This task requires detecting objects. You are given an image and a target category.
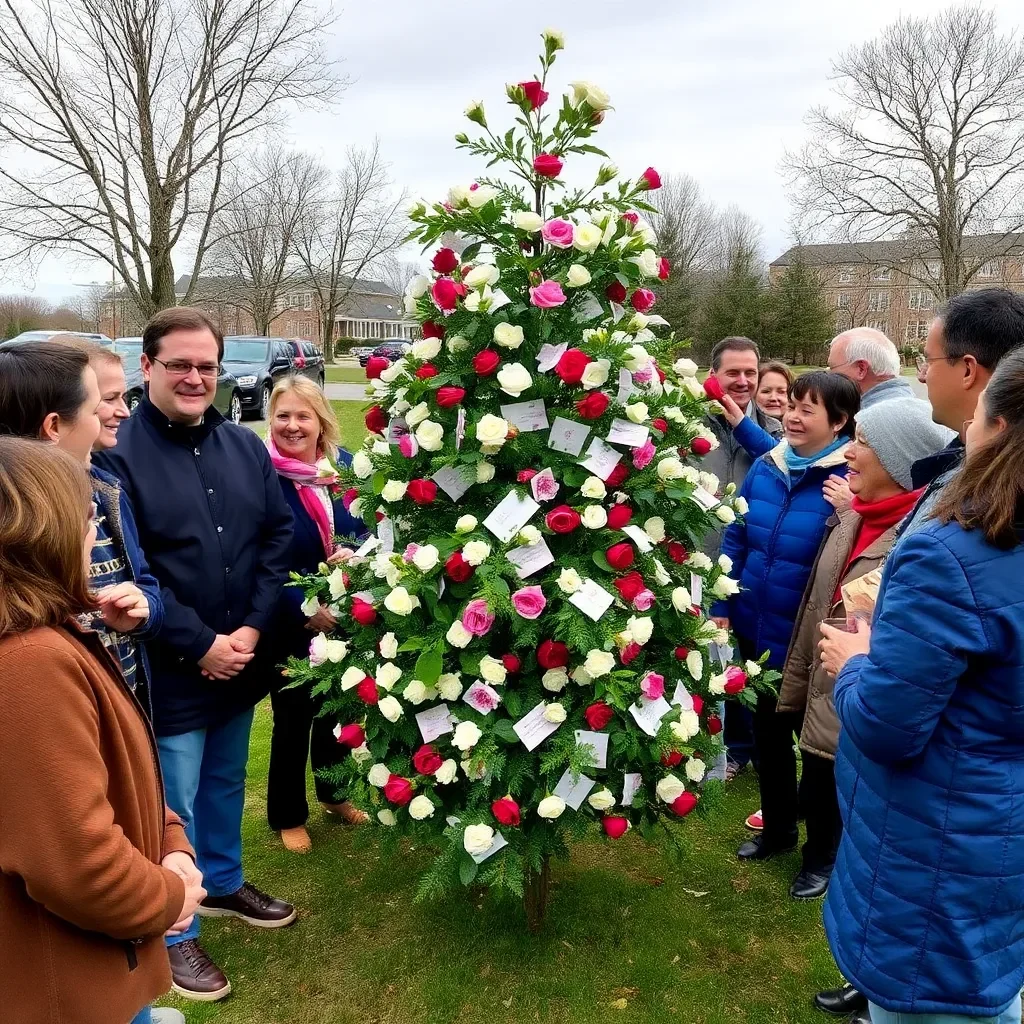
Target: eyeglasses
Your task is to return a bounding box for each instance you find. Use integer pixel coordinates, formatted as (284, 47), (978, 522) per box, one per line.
(916, 353), (953, 371)
(151, 357), (221, 378)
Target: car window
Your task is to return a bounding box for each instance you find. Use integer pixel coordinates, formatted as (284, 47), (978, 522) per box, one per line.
(273, 342), (293, 362)
(301, 342), (317, 358)
(224, 339), (271, 362)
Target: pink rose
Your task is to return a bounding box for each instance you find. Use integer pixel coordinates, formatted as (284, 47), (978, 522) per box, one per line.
(402, 543), (419, 563)
(640, 672), (665, 700)
(399, 433), (419, 458)
(530, 279), (567, 308)
(541, 218), (574, 248)
(632, 437), (656, 470)
(511, 585), (547, 620)
(462, 599), (495, 636)
(530, 468), (559, 502)
(633, 589), (656, 611)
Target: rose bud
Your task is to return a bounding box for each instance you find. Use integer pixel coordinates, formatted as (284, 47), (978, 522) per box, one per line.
(652, 418), (668, 434)
(613, 571), (646, 603)
(605, 280), (627, 304)
(670, 791), (698, 817)
(630, 288), (657, 313)
(533, 152), (563, 178)
(576, 391), (610, 419)
(674, 646), (690, 660)
(445, 551), (475, 583)
(546, 504), (581, 534)
(472, 349), (500, 376)
(537, 639), (569, 669)
(691, 694), (704, 715)
(436, 385), (466, 408)
(702, 376), (725, 401)
(690, 436), (712, 457)
(707, 713), (723, 735)
(351, 598), (377, 625)
(364, 405), (388, 434)
(384, 775), (414, 806)
(605, 463), (629, 487)
(517, 468), (538, 483)
(724, 666), (748, 695)
(491, 796), (521, 827)
(342, 487), (359, 511)
(603, 815), (630, 839)
(421, 320), (445, 340)
(501, 653), (521, 674)
(584, 701), (614, 730)
(356, 676), (379, 705)
(336, 723), (365, 748)
(607, 504), (633, 530)
(406, 478), (437, 505)
(431, 247), (459, 274)
(620, 642), (642, 665)
(667, 542), (688, 564)
(661, 750), (683, 767)
(606, 542), (635, 571)
(554, 348), (592, 385)
(415, 364), (438, 379)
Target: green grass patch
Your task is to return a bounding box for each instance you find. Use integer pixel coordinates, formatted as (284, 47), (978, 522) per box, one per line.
(331, 400), (370, 453)
(326, 366), (368, 384)
(166, 704), (839, 1023)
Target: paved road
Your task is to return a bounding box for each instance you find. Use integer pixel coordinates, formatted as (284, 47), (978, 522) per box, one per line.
(908, 375), (927, 399)
(326, 382), (369, 401)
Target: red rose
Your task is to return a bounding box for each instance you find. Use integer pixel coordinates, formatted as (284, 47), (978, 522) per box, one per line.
(421, 320), (445, 340)
(606, 542), (635, 571)
(605, 280), (627, 304)
(546, 504), (581, 534)
(576, 391), (610, 420)
(621, 212), (639, 226)
(519, 79), (548, 109)
(613, 571), (646, 603)
(491, 796), (521, 827)
(342, 487), (359, 511)
(356, 676), (379, 705)
(707, 713), (722, 736)
(407, 478), (437, 505)
(365, 405), (388, 434)
(724, 666), (748, 695)
(702, 375), (725, 401)
(351, 598), (377, 625)
(416, 364), (438, 379)
(384, 774), (413, 806)
(412, 744), (443, 776)
(690, 437), (712, 457)
(336, 723), (365, 748)
(691, 694), (704, 715)
(436, 385), (466, 408)
(620, 641), (642, 665)
(472, 349), (500, 376)
(603, 815), (630, 839)
(674, 646), (689, 660)
(432, 277), (459, 312)
(661, 750), (683, 767)
(670, 791), (698, 817)
(585, 701), (614, 730)
(517, 469), (538, 483)
(537, 639), (568, 669)
(445, 551), (475, 583)
(667, 542), (688, 564)
(641, 167), (662, 190)
(554, 348), (592, 385)
(501, 653), (521, 674)
(533, 152), (563, 178)
(652, 418), (668, 435)
(365, 355), (389, 380)
(431, 247), (459, 274)
(630, 288), (657, 313)
(607, 504), (633, 530)
(605, 463), (629, 487)
(658, 257), (671, 280)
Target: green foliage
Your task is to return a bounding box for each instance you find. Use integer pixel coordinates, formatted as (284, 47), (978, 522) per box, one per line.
(764, 252), (835, 363)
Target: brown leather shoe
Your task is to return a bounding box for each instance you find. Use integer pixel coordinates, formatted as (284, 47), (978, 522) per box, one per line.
(197, 881), (297, 928)
(168, 939), (231, 1002)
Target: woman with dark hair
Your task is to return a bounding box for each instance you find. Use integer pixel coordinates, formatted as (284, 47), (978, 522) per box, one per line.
(0, 437), (204, 1024)
(711, 370), (861, 870)
(819, 349), (1024, 1024)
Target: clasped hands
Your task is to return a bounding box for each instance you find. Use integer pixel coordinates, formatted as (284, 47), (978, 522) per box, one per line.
(199, 626), (260, 680)
(162, 851), (206, 936)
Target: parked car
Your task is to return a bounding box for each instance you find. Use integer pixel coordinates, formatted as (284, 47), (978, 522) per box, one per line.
(4, 329), (114, 347)
(351, 345), (375, 365)
(360, 340), (410, 367)
(222, 336), (324, 420)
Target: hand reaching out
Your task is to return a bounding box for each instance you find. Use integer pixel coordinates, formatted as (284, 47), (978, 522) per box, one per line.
(94, 582), (150, 633)
(305, 606), (338, 632)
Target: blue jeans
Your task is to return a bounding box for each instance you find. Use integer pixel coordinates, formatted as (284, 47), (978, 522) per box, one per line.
(158, 706), (255, 946)
(869, 995), (1022, 1024)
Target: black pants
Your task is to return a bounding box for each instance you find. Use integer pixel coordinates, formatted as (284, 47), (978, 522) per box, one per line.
(266, 679), (344, 831)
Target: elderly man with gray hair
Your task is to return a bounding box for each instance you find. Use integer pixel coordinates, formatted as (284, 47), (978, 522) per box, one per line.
(827, 328), (914, 408)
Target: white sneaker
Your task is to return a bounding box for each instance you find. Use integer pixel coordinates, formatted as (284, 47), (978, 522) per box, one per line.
(151, 1010), (186, 1024)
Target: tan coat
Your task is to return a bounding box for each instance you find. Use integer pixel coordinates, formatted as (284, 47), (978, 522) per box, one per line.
(778, 508), (898, 760)
(0, 622), (192, 1024)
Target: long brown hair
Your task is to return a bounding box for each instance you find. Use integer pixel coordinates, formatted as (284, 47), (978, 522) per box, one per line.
(0, 436), (96, 637)
(934, 347), (1024, 548)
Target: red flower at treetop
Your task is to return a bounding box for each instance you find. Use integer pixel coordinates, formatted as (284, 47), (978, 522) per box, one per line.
(336, 723), (365, 748)
(641, 166), (662, 190)
(436, 385), (466, 408)
(421, 320), (445, 339)
(533, 152), (563, 178)
(658, 256), (671, 280)
(431, 247), (459, 274)
(406, 478), (437, 505)
(491, 796), (521, 827)
(364, 405), (388, 434)
(519, 80), (549, 109)
(630, 288), (657, 313)
(365, 355), (389, 380)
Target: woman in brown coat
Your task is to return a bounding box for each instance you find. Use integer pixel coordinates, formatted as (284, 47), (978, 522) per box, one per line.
(0, 437), (206, 1024)
(779, 399), (952, 902)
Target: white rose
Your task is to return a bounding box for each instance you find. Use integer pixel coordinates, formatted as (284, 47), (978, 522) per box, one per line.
(715, 505), (736, 525)
(463, 540), (491, 566)
(735, 497), (749, 515)
(479, 654), (507, 685)
(435, 759), (458, 784)
(476, 414), (510, 447)
(581, 476), (607, 500)
(581, 505), (608, 529)
(463, 823), (495, 855)
(461, 756), (487, 780)
(368, 763), (391, 787)
(671, 586), (692, 612)
(464, 264), (500, 288)
(448, 184), (471, 207)
(573, 223), (604, 253)
(708, 672), (727, 696)
(377, 808), (397, 826)
(653, 558), (671, 586)
(512, 210), (544, 232)
(557, 567), (583, 594)
(371, 439), (391, 456)
(712, 576), (739, 598)
(682, 377), (705, 401)
(630, 248), (661, 278)
(584, 649), (616, 678)
(542, 26), (565, 48)
(437, 673), (463, 701)
(623, 345), (652, 372)
(378, 695), (403, 722)
(327, 567), (347, 602)
(352, 451), (373, 479)
(718, 554), (734, 573)
(349, 499), (364, 519)
(625, 402), (649, 424)
(672, 709), (701, 742)
(381, 479), (408, 503)
(411, 336), (442, 361)
(493, 323), (524, 349)
(687, 552), (713, 571)
(686, 650), (704, 681)
(644, 517), (666, 543)
(699, 472), (720, 495)
(384, 586), (414, 616)
(446, 620), (473, 648)
(579, 358), (611, 390)
(376, 661), (402, 690)
(476, 461), (495, 483)
(351, 743), (372, 764)
(566, 263), (592, 287)
(519, 525), (542, 546)
(657, 458), (685, 482)
(542, 668), (569, 692)
(407, 794), (435, 820)
(301, 594), (323, 620)
(745, 660), (762, 678)
(455, 514), (478, 533)
(636, 220), (657, 245)
(685, 758), (707, 784)
(406, 275), (430, 299)
(497, 362), (533, 398)
(656, 774), (686, 804)
(569, 79), (612, 110)
(379, 360), (407, 384)
(571, 665), (593, 686)
(628, 615), (654, 646)
(588, 788), (615, 811)
(403, 679), (429, 705)
(447, 334), (470, 354)
(537, 795), (566, 819)
(628, 312), (650, 333)
(663, 405), (684, 424)
(416, 420), (444, 452)
(453, 721), (482, 751)
(341, 665), (366, 691)
(404, 402), (428, 427)
(404, 294), (418, 315)
(467, 184), (498, 208)
(412, 544), (440, 573)
(543, 702), (566, 724)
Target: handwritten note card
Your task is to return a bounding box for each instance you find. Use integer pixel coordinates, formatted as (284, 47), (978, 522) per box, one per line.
(569, 578), (616, 622)
(512, 702), (564, 751)
(536, 341), (568, 373)
(431, 465), (474, 502)
(691, 485), (719, 511)
(482, 490), (540, 543)
(690, 572), (703, 606)
(616, 367), (635, 405)
(606, 418), (650, 448)
(622, 524), (654, 553)
(574, 729), (609, 770)
(377, 518), (395, 553)
(500, 399), (549, 433)
(671, 681), (694, 710)
(505, 537), (555, 579)
(352, 535), (380, 558)
(578, 437), (623, 480)
(708, 642), (734, 668)
(548, 416), (591, 457)
(470, 831), (509, 864)
(622, 772), (643, 807)
(456, 407), (466, 450)
(629, 695), (673, 737)
(553, 768), (596, 810)
(415, 704), (454, 743)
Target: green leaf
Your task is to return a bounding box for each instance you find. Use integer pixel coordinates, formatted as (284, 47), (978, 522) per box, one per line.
(461, 241), (482, 263)
(371, 472), (386, 496)
(592, 550), (613, 573)
(493, 718), (518, 743)
(459, 856), (479, 886)
(398, 638), (425, 652)
(414, 644), (444, 685)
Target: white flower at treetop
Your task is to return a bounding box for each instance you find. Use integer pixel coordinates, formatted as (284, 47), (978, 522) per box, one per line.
(448, 184), (471, 207)
(341, 665), (365, 691)
(371, 440), (390, 456)
(455, 514), (478, 533)
(715, 505), (736, 525)
(476, 461), (495, 483)
(408, 795), (436, 820)
(708, 672), (727, 696)
(657, 457), (685, 482)
(435, 759), (458, 784)
(412, 544), (440, 573)
(644, 517), (666, 543)
(581, 505), (608, 530)
(656, 774), (686, 804)
(384, 586), (416, 616)
(467, 185), (499, 209)
(625, 402), (649, 424)
(682, 376), (705, 401)
(351, 743), (372, 764)
(379, 360), (407, 384)
(573, 223), (603, 253)
(663, 405), (685, 424)
(566, 263), (592, 287)
(404, 402), (429, 427)
(635, 220), (657, 246)
(493, 322), (524, 349)
(453, 721), (482, 751)
(406, 275), (430, 299)
(375, 661), (402, 690)
(464, 264), (500, 288)
(557, 567), (583, 594)
(417, 420), (445, 452)
(543, 702), (567, 724)
(403, 679), (429, 705)
(571, 665), (593, 686)
(446, 620), (473, 649)
(685, 758), (707, 784)
(497, 362), (533, 397)
(580, 358), (611, 389)
(537, 795), (566, 819)
(542, 26), (565, 49)
(437, 673), (464, 701)
(584, 649), (616, 678)
(712, 575), (739, 598)
(404, 294), (418, 315)
(718, 554), (733, 573)
(463, 823), (495, 855)
(381, 479), (407, 503)
(308, 631), (329, 664)
(652, 559), (672, 587)
(448, 334), (470, 354)
(479, 655), (507, 684)
(300, 593), (322, 619)
(368, 763), (391, 787)
(581, 476), (606, 500)
(476, 414), (509, 447)
(628, 615), (654, 646)
(745, 660), (762, 678)
(378, 695), (403, 722)
(462, 540), (491, 566)
(542, 668), (568, 692)
(352, 451), (373, 479)
(686, 551), (713, 571)
(568, 80), (611, 110)
(671, 586), (692, 612)
(519, 524), (542, 546)
(686, 649), (704, 681)
(377, 808), (397, 826)
(411, 336), (441, 360)
(735, 496), (749, 515)
(588, 788), (615, 811)
(512, 210), (544, 232)
(630, 248), (661, 278)
(673, 709), (700, 742)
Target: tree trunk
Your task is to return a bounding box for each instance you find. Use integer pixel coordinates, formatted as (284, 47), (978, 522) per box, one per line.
(523, 856), (551, 933)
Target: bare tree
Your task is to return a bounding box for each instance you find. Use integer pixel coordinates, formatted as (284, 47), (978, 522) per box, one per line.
(786, 5), (1024, 299)
(207, 148), (327, 335)
(0, 0), (342, 318)
(294, 142), (407, 362)
(379, 257), (422, 302)
(0, 293), (48, 338)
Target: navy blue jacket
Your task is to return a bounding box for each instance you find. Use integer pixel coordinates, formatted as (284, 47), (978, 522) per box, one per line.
(714, 441), (849, 667)
(825, 519), (1024, 1017)
(94, 399), (293, 735)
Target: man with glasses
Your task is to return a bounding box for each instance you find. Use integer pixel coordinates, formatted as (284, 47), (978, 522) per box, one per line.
(826, 327), (913, 408)
(94, 307), (294, 1002)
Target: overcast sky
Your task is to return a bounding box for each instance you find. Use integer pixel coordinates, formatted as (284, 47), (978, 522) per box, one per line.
(18, 0), (1022, 303)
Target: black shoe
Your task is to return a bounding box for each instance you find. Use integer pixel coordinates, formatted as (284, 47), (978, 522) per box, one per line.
(737, 834), (797, 861)
(849, 1011), (871, 1024)
(790, 867), (832, 900)
(198, 881), (297, 928)
(813, 984), (867, 1017)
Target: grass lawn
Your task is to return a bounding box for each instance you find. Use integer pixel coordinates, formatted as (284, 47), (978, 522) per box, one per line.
(167, 703), (838, 1023)
(326, 366), (368, 384)
(331, 400), (370, 453)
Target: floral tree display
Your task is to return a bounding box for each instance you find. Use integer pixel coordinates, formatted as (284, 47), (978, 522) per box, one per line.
(291, 29), (775, 930)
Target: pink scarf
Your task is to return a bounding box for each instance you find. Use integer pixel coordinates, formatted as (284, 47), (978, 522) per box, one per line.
(266, 437), (338, 558)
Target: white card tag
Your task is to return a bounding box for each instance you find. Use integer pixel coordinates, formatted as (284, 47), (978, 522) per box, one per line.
(530, 467), (559, 502)
(629, 695), (673, 737)
(500, 399), (549, 433)
(377, 518), (395, 553)
(622, 772), (642, 806)
(553, 768), (596, 810)
(573, 293), (605, 322)
(616, 367), (635, 405)
(671, 681), (694, 710)
(431, 465), (474, 501)
(536, 341), (568, 373)
(456, 407), (466, 450)
(578, 437), (623, 480)
(415, 703), (454, 743)
(691, 485), (719, 511)
(512, 702), (564, 751)
(505, 537), (555, 579)
(610, 301), (626, 324)
(709, 642), (733, 668)
(470, 831), (509, 864)
(353, 535), (379, 558)
(386, 417), (408, 444)
(574, 729), (609, 769)
(482, 490), (540, 543)
(606, 417), (650, 448)
(690, 572), (703, 606)
(621, 524), (653, 552)
(463, 681), (502, 715)
(446, 814), (461, 827)
(569, 577), (615, 622)
(547, 416), (591, 457)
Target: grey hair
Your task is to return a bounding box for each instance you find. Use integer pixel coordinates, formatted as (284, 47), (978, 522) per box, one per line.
(832, 327), (901, 378)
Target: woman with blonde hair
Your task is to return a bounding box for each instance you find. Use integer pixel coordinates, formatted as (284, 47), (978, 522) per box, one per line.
(265, 375), (368, 852)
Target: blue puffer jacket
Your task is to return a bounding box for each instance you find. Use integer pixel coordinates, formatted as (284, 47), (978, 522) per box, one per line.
(714, 441), (848, 667)
(825, 519), (1024, 1017)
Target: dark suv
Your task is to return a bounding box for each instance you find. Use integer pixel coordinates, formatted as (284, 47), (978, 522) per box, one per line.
(359, 339), (409, 367)
(222, 336), (325, 420)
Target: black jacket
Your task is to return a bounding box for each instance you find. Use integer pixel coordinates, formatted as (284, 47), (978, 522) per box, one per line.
(94, 399), (293, 735)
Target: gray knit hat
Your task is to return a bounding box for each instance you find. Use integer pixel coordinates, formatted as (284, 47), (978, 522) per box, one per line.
(855, 399), (955, 490)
